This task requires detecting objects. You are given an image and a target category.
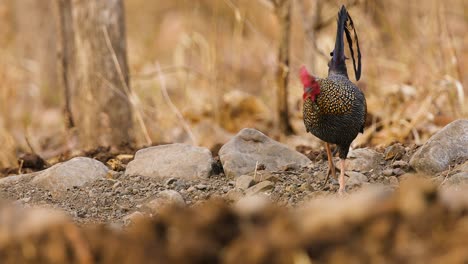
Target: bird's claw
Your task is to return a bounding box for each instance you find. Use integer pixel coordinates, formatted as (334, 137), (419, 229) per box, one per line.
(337, 188), (347, 196)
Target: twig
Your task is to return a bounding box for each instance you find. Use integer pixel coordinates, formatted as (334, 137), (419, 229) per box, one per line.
(102, 26), (152, 145)
(440, 165), (452, 186)
(17, 159), (24, 175)
(253, 161), (259, 181)
(155, 63), (197, 145)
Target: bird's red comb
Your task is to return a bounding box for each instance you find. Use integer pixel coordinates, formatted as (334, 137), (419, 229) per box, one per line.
(300, 66), (313, 87)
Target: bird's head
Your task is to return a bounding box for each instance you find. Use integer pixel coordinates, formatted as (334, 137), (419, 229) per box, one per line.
(300, 66), (320, 101)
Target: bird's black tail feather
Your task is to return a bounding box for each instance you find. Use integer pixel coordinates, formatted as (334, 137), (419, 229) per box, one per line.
(329, 5), (361, 81)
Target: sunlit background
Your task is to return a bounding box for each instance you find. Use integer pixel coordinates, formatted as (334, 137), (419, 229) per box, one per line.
(0, 0), (466, 168)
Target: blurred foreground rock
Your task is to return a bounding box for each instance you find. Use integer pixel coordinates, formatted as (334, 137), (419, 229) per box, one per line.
(219, 128), (312, 177)
(410, 119), (468, 174)
(2, 178), (468, 263)
(31, 157), (108, 193)
(125, 144), (213, 179)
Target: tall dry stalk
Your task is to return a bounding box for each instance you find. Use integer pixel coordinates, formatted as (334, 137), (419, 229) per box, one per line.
(271, 0), (294, 135)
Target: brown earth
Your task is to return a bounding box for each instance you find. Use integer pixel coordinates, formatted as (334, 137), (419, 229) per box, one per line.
(1, 144), (468, 263)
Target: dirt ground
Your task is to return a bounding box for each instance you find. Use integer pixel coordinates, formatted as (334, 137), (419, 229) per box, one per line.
(0, 144), (414, 224)
(2, 144), (468, 263)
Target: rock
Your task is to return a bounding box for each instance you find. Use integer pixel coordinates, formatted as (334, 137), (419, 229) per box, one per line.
(447, 173), (468, 185)
(31, 157), (108, 192)
(236, 175), (255, 190)
(195, 184), (208, 190)
(279, 163), (300, 171)
(125, 144), (213, 179)
(384, 144), (406, 160)
(235, 194), (271, 216)
(392, 160), (410, 169)
(123, 211), (145, 225)
(410, 120), (468, 175)
(0, 201), (70, 244)
(345, 171), (368, 186)
(337, 148), (382, 172)
(143, 190), (185, 214)
(245, 181), (274, 196)
(388, 176), (399, 186)
(256, 171), (280, 183)
(219, 128), (312, 177)
(382, 169), (394, 176)
(0, 173), (36, 186)
(226, 188), (244, 202)
(393, 168), (405, 176)
(453, 161), (468, 174)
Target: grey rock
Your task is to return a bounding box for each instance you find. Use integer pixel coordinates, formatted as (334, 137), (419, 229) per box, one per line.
(0, 201), (69, 241)
(245, 180), (274, 196)
(392, 168), (405, 176)
(384, 144), (405, 160)
(345, 171), (368, 186)
(195, 184), (208, 190)
(337, 148), (382, 172)
(0, 173), (36, 186)
(219, 128), (312, 177)
(123, 211), (144, 225)
(31, 157), (108, 192)
(447, 172), (468, 185)
(382, 169), (394, 176)
(410, 119), (468, 175)
(392, 160), (409, 169)
(236, 175), (255, 190)
(235, 194), (271, 215)
(143, 190), (185, 214)
(125, 144), (213, 179)
(388, 176), (399, 186)
(226, 188), (244, 202)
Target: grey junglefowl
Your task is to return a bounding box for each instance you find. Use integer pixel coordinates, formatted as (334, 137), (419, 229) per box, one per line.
(300, 5), (366, 194)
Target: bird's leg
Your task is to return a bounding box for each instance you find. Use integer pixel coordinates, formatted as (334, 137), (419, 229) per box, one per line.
(338, 158), (347, 195)
(323, 143), (337, 187)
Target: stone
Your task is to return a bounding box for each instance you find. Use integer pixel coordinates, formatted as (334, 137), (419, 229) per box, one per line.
(123, 211), (145, 225)
(382, 169), (394, 176)
(226, 189), (244, 202)
(236, 175), (255, 190)
(0, 201), (70, 244)
(447, 173), (468, 185)
(337, 148), (382, 172)
(143, 190), (185, 214)
(0, 173), (36, 186)
(31, 157), (108, 192)
(235, 194), (271, 216)
(195, 184), (208, 190)
(392, 160), (409, 169)
(393, 168), (405, 176)
(410, 120), (468, 175)
(125, 144), (213, 179)
(219, 128), (312, 177)
(345, 171), (368, 186)
(384, 144), (406, 160)
(245, 181), (274, 196)
(256, 171), (280, 183)
(388, 176), (399, 186)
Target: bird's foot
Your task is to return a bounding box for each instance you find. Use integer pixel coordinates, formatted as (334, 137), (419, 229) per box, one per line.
(337, 187), (347, 196)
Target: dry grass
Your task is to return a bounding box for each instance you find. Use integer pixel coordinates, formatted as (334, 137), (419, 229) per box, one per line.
(0, 0), (467, 168)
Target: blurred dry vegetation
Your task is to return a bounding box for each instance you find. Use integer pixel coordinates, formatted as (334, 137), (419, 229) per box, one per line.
(0, 0), (467, 169)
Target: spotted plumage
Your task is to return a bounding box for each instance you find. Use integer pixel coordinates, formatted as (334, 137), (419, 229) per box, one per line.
(300, 5), (366, 193)
(303, 73), (366, 159)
